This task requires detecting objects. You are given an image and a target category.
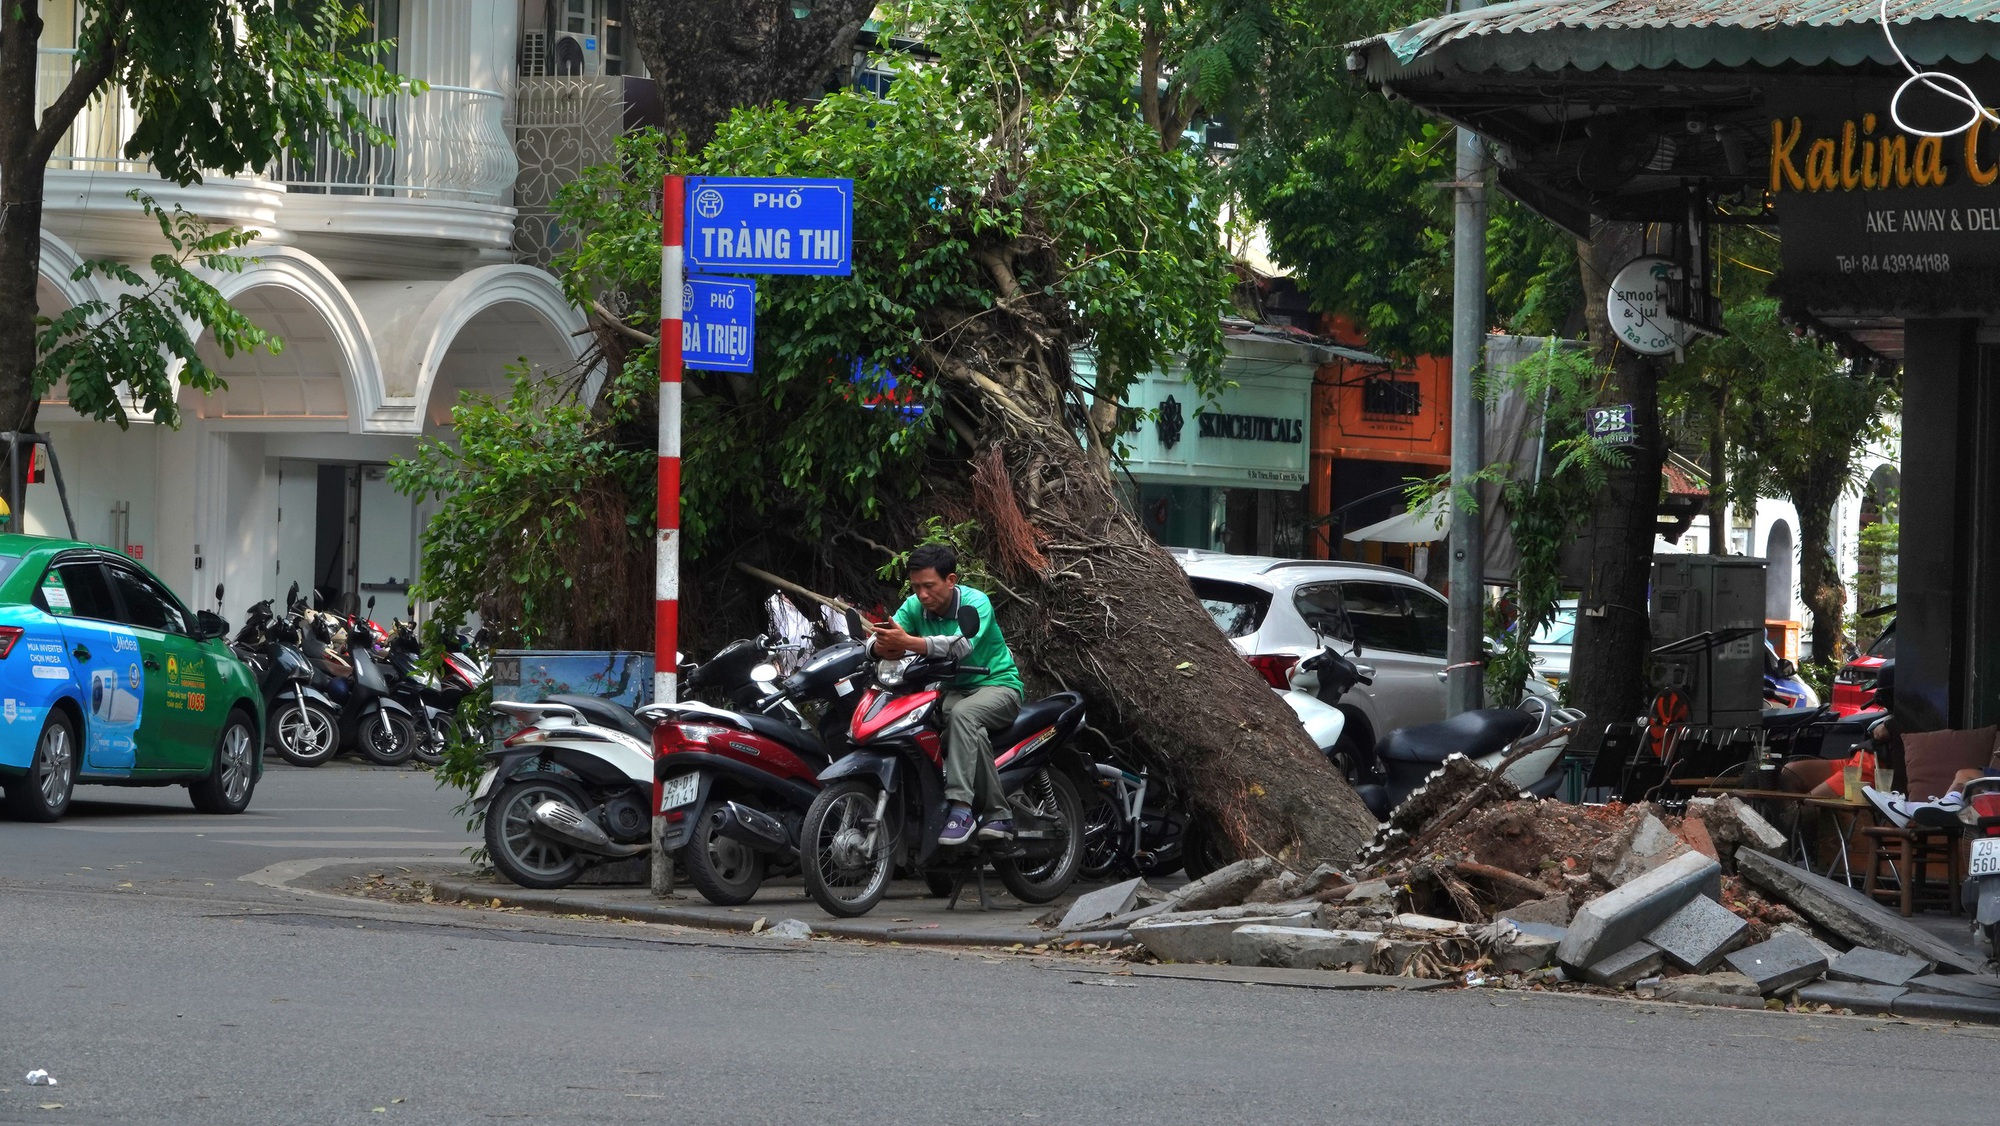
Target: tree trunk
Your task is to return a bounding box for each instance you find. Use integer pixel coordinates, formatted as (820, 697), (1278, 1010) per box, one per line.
(935, 364), (1379, 864)
(1790, 460), (1847, 666)
(1566, 223), (1666, 748)
(627, 0), (878, 150)
(0, 6), (47, 445)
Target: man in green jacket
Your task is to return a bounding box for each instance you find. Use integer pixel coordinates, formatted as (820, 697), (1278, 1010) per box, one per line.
(868, 543), (1023, 846)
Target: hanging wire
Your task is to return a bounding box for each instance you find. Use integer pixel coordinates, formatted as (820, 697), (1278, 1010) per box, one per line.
(1881, 0), (2000, 138)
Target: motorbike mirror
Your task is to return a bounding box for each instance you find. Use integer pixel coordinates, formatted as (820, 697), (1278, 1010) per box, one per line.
(286, 580), (299, 606)
(843, 607), (868, 637)
(956, 604), (981, 638)
(366, 596), (376, 613)
(1777, 658), (1799, 679)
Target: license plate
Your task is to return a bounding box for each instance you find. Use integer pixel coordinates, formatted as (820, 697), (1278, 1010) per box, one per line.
(660, 772), (701, 812)
(471, 769), (498, 803)
(1972, 837), (2000, 877)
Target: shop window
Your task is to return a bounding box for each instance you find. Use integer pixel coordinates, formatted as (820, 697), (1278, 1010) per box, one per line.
(1361, 377), (1421, 420)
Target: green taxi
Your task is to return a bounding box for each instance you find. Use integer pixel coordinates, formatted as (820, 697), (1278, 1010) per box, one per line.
(0, 536), (263, 821)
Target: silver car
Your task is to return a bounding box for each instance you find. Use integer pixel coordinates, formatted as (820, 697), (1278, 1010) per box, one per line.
(1173, 550), (1455, 758)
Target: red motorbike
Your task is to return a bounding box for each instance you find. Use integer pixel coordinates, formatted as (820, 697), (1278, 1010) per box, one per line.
(799, 646), (1088, 918)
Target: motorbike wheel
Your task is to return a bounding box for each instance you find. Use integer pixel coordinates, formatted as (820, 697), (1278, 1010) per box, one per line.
(271, 701), (339, 767)
(681, 801), (766, 906)
(1078, 786), (1126, 881)
(995, 768), (1085, 905)
(411, 713), (452, 767)
(1179, 816), (1232, 881)
(358, 708), (417, 766)
(484, 775), (589, 889)
(801, 779), (895, 918)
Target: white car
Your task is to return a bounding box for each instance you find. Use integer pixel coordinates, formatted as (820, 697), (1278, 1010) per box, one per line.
(1172, 550), (1458, 759)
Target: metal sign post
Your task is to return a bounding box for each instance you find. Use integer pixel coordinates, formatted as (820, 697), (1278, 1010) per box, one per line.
(657, 174), (685, 709)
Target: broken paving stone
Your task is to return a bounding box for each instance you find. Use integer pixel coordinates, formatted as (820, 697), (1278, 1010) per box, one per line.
(1583, 941), (1664, 988)
(1770, 923), (1843, 964)
(1592, 813), (1693, 888)
(1827, 947), (1931, 988)
(1344, 879), (1397, 907)
(1130, 907), (1316, 963)
(1891, 991), (2000, 1025)
(1245, 870), (1308, 904)
(1905, 974), (2000, 1000)
(1796, 981), (1906, 1015)
(1724, 931), (1829, 995)
(1736, 850), (1984, 974)
(1501, 893), (1573, 927)
(1060, 877), (1145, 931)
(1478, 923), (1559, 975)
(1557, 851), (1722, 972)
(1701, 795), (1789, 863)
(1301, 863), (1349, 895)
(1390, 913), (1469, 936)
(1229, 925), (1382, 970)
(1166, 857), (1282, 912)
(1645, 894), (1750, 973)
(1655, 971), (1766, 1009)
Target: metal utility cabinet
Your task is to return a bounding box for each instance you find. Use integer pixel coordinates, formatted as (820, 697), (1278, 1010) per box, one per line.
(1649, 554), (1767, 729)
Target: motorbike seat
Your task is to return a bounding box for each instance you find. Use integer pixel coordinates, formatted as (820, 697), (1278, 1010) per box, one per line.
(993, 692), (1084, 748)
(544, 693), (652, 743)
(734, 711), (830, 762)
(1377, 708), (1536, 766)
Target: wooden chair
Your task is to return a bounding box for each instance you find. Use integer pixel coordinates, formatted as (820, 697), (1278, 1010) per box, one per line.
(1860, 823), (1961, 917)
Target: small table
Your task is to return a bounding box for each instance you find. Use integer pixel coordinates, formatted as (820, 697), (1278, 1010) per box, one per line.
(1804, 797), (1873, 887)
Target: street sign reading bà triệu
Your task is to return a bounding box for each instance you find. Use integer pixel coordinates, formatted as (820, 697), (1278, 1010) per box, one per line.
(684, 177), (854, 276)
(681, 276), (756, 373)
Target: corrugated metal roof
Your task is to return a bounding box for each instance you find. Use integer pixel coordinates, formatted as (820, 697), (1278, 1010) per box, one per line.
(1360, 0), (2000, 77)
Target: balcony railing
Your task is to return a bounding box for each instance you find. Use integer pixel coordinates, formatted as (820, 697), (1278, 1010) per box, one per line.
(37, 48), (517, 206)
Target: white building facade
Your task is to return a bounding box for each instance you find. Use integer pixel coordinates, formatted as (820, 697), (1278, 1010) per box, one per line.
(24, 1), (648, 624)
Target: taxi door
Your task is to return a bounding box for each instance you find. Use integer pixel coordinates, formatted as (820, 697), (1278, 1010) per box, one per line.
(36, 558), (149, 774)
(104, 563), (212, 773)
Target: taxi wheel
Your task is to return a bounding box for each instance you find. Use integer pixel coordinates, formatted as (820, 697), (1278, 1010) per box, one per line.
(189, 711), (259, 815)
(4, 712), (78, 822)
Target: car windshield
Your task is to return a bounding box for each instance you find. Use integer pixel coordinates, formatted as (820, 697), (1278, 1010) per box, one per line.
(1532, 610), (1575, 646)
(1189, 578), (1271, 639)
(1867, 621), (1895, 659)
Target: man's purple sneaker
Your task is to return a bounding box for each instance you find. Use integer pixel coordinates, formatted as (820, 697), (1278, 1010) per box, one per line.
(976, 818), (1016, 841)
(939, 804), (976, 846)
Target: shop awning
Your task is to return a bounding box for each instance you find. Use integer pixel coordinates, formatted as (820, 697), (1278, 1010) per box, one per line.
(1345, 493), (1452, 543)
(1356, 0), (2000, 81)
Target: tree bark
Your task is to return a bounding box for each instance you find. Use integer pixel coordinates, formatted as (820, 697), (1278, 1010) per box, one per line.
(1567, 223), (1667, 749)
(627, 0), (878, 150)
(1789, 458), (1847, 665)
(0, 5), (48, 441)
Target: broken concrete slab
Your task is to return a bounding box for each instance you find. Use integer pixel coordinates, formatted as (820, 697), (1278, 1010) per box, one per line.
(1059, 877), (1146, 931)
(1130, 907), (1316, 963)
(1501, 919), (1569, 944)
(1724, 931), (1830, 995)
(1244, 870), (1308, 904)
(1891, 991), (2000, 1025)
(1655, 971), (1766, 1009)
(1390, 913), (1469, 936)
(1583, 941), (1664, 987)
(1771, 923), (1843, 964)
(1646, 894), (1750, 973)
(1479, 924), (1560, 975)
(1702, 794), (1788, 860)
(1229, 925), (1382, 970)
(1906, 974), (2000, 1000)
(1827, 947), (1931, 988)
(1344, 879), (1398, 909)
(1735, 850), (1986, 974)
(1301, 863), (1350, 895)
(1797, 981), (1906, 1016)
(1167, 857), (1282, 912)
(1501, 893), (1573, 927)
(1593, 813), (1693, 887)
(1557, 850), (1722, 972)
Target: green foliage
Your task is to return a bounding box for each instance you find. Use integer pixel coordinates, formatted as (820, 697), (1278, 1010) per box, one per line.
(387, 368), (654, 649)
(35, 192), (277, 429)
(84, 1), (416, 187)
(874, 516), (994, 593)
(1221, 0), (1580, 357)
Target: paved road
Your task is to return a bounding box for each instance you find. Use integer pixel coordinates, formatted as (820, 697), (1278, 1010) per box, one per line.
(4, 765), (1998, 1124)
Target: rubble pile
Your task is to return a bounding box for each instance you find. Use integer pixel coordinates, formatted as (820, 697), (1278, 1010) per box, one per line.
(1073, 754), (2000, 1022)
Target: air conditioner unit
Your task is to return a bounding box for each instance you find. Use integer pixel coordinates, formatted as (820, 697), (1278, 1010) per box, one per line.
(520, 29), (549, 77)
(552, 30), (601, 77)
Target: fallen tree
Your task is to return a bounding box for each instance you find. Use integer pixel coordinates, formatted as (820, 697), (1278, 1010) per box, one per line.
(406, 0), (1381, 861)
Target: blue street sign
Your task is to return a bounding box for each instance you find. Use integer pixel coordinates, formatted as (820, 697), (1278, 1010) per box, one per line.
(684, 176), (853, 276)
(682, 276), (756, 373)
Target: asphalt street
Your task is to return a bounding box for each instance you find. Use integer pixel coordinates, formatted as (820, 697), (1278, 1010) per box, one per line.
(5, 764), (1999, 1125)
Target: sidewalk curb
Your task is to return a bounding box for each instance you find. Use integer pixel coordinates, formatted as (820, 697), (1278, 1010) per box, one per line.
(429, 876), (1131, 949)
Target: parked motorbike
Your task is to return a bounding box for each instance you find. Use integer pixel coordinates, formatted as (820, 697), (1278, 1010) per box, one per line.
(654, 636), (870, 905)
(477, 693), (666, 888)
(1958, 777), (2000, 956)
(383, 619), (472, 767)
(253, 583), (346, 767)
(798, 609), (1089, 918)
(1309, 644), (1583, 820)
(1076, 743), (1202, 882)
(301, 594), (417, 764)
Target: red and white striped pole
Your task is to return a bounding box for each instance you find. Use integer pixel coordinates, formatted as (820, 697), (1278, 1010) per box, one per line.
(657, 174), (683, 706)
